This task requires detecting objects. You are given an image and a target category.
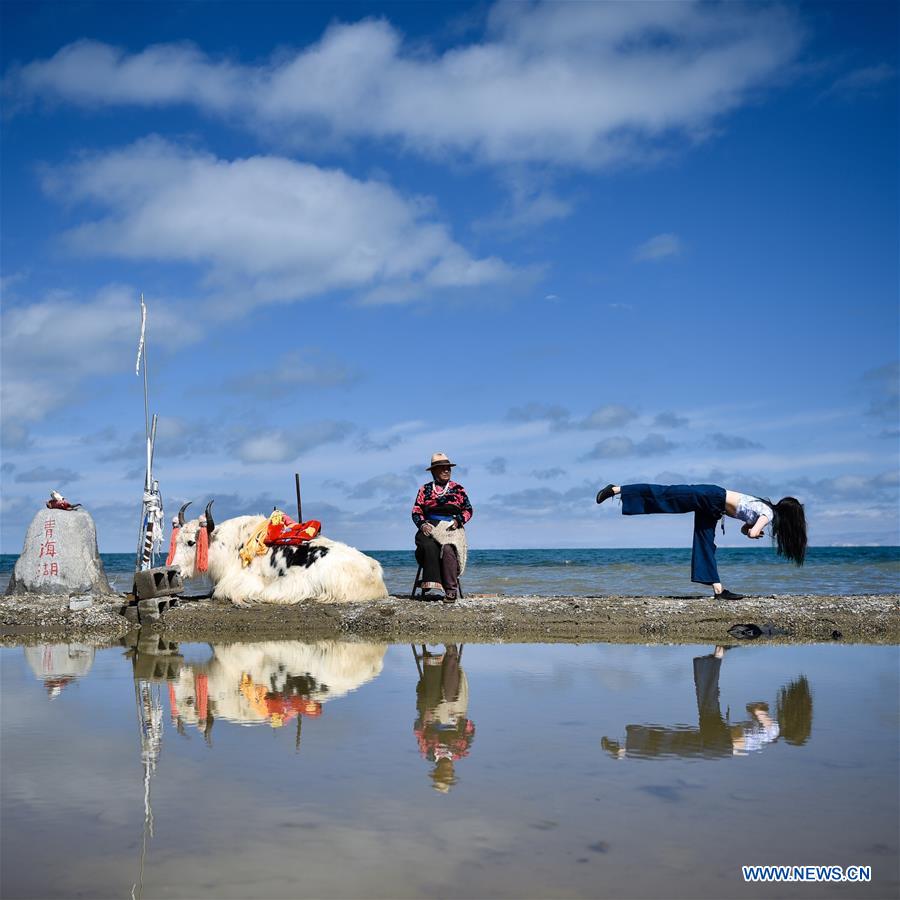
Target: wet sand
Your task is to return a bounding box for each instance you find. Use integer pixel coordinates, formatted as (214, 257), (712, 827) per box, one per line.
(0, 591), (896, 645)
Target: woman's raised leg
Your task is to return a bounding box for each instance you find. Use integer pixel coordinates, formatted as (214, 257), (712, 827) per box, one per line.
(620, 484), (712, 515)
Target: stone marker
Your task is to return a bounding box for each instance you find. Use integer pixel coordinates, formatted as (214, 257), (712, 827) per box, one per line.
(6, 508), (114, 597)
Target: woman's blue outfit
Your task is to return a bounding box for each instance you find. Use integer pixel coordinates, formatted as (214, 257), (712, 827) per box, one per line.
(620, 484), (727, 585)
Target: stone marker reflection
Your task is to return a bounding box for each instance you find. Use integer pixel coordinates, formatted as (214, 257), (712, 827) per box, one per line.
(412, 644), (476, 792)
(601, 646), (813, 760)
(24, 642), (96, 699)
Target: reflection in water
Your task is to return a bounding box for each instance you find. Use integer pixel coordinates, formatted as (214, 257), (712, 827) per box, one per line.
(23, 643), (95, 698)
(167, 640), (388, 740)
(128, 636), (388, 739)
(412, 644), (476, 793)
(601, 646), (813, 760)
(4, 641), (896, 899)
(124, 635), (388, 898)
(126, 634), (179, 900)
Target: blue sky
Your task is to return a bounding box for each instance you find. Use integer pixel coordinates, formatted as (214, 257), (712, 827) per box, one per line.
(1, 0), (897, 553)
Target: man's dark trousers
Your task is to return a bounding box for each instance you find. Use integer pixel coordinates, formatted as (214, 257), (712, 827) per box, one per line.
(415, 530), (460, 594)
(620, 484), (726, 584)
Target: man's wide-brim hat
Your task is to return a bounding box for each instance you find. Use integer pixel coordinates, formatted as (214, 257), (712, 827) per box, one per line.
(427, 452), (457, 471)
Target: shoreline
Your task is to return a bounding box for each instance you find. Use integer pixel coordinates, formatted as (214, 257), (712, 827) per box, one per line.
(1, 592), (897, 646)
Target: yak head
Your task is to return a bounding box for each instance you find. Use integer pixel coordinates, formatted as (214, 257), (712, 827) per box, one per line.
(167, 500), (215, 578)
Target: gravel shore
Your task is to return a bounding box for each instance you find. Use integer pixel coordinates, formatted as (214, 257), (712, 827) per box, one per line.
(1, 591), (896, 646)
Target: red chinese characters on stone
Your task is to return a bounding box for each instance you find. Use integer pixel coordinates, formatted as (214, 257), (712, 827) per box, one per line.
(38, 518), (62, 578)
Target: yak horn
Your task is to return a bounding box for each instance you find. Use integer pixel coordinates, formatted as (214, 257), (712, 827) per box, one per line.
(204, 500), (215, 534)
(177, 502), (192, 526)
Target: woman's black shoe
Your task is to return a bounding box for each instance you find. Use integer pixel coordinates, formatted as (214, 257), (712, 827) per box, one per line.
(715, 589), (745, 600)
(596, 484), (616, 504)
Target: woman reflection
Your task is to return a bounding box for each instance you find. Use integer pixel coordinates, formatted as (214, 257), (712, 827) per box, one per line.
(601, 647), (813, 759)
(412, 644), (476, 792)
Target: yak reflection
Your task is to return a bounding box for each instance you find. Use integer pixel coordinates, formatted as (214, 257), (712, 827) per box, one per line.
(124, 636), (386, 898)
(412, 644), (476, 793)
(602, 646), (813, 760)
(128, 637), (387, 742)
(167, 640), (387, 741)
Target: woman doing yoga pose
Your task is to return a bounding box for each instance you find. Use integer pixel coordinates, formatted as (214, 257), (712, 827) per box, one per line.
(595, 483), (807, 599)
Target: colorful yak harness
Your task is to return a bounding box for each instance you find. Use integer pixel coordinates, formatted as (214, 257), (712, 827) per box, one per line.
(239, 510), (323, 568)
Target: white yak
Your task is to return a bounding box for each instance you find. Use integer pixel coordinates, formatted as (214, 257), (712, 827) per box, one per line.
(169, 502), (388, 605)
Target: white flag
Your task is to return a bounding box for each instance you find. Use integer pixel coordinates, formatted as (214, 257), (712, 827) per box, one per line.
(135, 293), (146, 375)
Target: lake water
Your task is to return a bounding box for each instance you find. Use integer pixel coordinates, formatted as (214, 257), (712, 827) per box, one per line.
(3, 546), (898, 597)
(2, 639), (897, 899)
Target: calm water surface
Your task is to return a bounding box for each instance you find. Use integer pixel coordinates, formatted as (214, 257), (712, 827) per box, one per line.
(2, 639), (898, 899)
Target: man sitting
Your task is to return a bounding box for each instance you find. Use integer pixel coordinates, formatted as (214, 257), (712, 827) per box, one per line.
(411, 453), (473, 603)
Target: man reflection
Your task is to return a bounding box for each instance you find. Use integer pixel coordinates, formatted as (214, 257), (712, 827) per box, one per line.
(601, 646), (813, 759)
(412, 644), (476, 792)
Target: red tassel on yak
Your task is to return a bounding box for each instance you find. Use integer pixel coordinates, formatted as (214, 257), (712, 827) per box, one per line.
(196, 517), (209, 573)
(166, 527), (180, 566)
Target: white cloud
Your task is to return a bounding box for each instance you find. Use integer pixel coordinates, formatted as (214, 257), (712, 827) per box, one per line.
(8, 2), (802, 168)
(574, 404), (638, 430)
(505, 401), (637, 431)
(0, 285), (197, 436)
(634, 233), (683, 262)
(233, 422), (354, 464)
(228, 351), (361, 393)
(506, 402), (570, 423)
(709, 432), (763, 451)
(654, 411), (689, 429)
(14, 466), (80, 485)
(822, 63), (895, 99)
(43, 138), (513, 310)
(583, 433), (677, 459)
(532, 467), (566, 480)
(474, 170), (574, 232)
(348, 472), (415, 499)
(862, 361), (899, 421)
(99, 418), (218, 462)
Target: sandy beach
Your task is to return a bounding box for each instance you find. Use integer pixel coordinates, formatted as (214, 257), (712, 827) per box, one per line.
(1, 591), (896, 646)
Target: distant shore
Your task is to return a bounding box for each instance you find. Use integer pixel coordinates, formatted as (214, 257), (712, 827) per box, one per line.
(1, 591), (896, 645)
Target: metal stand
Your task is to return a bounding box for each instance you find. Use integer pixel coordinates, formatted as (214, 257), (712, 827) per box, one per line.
(409, 564), (463, 600)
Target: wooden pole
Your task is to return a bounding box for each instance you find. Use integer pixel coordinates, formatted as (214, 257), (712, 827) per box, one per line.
(294, 473), (302, 522)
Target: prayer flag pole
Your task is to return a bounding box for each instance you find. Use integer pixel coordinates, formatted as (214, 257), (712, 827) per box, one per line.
(134, 294), (164, 572)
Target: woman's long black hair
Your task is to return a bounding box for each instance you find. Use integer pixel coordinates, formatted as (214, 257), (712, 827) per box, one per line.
(776, 675), (813, 745)
(760, 496), (807, 566)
